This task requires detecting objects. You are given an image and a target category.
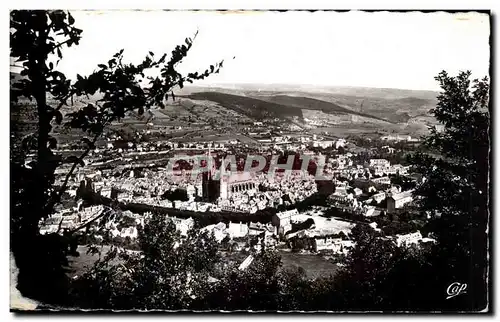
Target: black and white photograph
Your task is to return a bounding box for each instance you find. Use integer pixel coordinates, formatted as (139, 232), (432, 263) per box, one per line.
(9, 7), (491, 313)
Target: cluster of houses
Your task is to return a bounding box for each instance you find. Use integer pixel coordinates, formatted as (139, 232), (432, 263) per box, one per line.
(270, 207), (434, 254)
(39, 204), (105, 235)
(170, 171), (318, 214)
(81, 164), (319, 215)
(327, 157), (416, 215)
(43, 127), (437, 268)
(250, 133), (347, 153)
(329, 179), (414, 215)
(380, 134), (420, 142)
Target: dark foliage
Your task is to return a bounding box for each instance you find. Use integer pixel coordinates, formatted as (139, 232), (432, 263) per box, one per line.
(407, 71), (490, 310)
(10, 9), (223, 305)
(161, 188), (189, 202)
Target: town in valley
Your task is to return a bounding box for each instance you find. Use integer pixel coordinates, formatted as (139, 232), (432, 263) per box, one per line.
(23, 85), (440, 277)
(10, 10), (490, 312)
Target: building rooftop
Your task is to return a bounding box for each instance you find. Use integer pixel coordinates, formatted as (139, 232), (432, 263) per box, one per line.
(390, 190), (414, 201)
(276, 208), (299, 220)
(224, 171), (256, 184)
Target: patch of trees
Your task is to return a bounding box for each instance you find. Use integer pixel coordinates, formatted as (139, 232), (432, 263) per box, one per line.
(323, 207), (368, 223)
(115, 214), (137, 231)
(290, 192), (328, 211)
(287, 218), (316, 235)
(161, 188), (189, 202)
(316, 180), (335, 195)
(289, 236), (318, 252)
(379, 219), (422, 236)
(389, 173), (417, 190)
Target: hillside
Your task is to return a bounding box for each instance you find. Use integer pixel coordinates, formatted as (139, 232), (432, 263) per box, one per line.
(310, 93), (436, 124)
(180, 84), (438, 125)
(11, 71), (438, 137)
(255, 95), (393, 124)
(184, 92), (303, 120)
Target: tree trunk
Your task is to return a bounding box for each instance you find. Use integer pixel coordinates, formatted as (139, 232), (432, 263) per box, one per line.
(25, 25), (49, 236)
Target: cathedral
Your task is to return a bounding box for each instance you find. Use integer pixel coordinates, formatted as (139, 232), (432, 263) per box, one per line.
(201, 147), (258, 202)
(202, 160), (257, 202)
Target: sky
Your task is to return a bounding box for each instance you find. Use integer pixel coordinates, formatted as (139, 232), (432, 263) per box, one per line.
(22, 10), (491, 91)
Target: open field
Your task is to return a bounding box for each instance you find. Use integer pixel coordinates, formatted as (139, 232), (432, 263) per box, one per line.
(280, 252), (339, 279)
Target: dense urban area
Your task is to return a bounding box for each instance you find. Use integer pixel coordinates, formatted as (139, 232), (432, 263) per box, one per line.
(32, 107), (436, 276)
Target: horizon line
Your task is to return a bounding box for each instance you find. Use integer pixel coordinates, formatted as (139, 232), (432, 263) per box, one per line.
(185, 82), (441, 93)
(10, 69), (441, 93)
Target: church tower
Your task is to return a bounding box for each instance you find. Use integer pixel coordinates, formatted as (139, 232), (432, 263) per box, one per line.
(202, 145), (221, 202)
(219, 159), (229, 200)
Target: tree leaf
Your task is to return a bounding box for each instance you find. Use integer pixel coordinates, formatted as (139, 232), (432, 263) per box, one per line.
(48, 137), (58, 149)
(53, 110), (63, 124)
(21, 135), (34, 151)
(81, 137), (96, 149)
(65, 155), (85, 166)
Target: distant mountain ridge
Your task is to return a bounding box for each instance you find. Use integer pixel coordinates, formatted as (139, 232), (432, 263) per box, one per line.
(11, 70), (437, 132)
(184, 83), (439, 100)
